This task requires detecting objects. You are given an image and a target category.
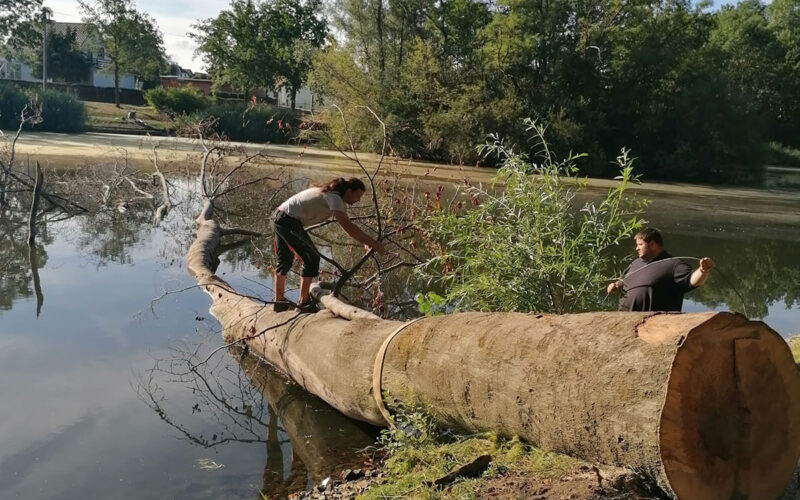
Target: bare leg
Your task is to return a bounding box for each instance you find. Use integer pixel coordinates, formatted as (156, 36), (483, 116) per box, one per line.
(299, 276), (314, 304)
(274, 273), (287, 302)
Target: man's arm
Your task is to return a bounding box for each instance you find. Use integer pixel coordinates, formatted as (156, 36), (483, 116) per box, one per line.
(689, 257), (714, 287)
(333, 211), (386, 254)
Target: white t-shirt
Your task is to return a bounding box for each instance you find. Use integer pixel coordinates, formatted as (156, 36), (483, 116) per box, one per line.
(277, 187), (346, 227)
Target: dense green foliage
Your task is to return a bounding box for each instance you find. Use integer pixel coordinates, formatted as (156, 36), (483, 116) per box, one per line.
(33, 89), (88, 132)
(191, 0), (326, 109)
(311, 0), (800, 184)
(187, 102), (301, 143)
(0, 0), (42, 53)
(419, 121), (647, 314)
(0, 83), (86, 132)
(30, 26), (94, 83)
(0, 83), (29, 129)
(79, 0), (166, 105)
(145, 86), (212, 116)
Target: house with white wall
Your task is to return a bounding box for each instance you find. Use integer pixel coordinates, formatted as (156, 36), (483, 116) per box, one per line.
(0, 21), (140, 90)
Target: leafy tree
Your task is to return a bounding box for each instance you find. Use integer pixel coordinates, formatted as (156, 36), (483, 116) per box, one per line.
(419, 120), (648, 314)
(192, 0), (326, 109)
(0, 0), (42, 53)
(710, 1), (786, 143)
(30, 27), (94, 83)
(271, 0), (327, 108)
(314, 0), (799, 184)
(767, 0), (800, 146)
(80, 0), (166, 107)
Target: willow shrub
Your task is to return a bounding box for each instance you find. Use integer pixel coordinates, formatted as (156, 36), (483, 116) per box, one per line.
(418, 119), (648, 314)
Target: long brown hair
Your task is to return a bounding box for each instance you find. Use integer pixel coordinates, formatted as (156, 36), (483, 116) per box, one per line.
(318, 177), (366, 196)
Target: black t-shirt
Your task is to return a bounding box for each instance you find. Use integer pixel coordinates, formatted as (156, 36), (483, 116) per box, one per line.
(618, 251), (696, 312)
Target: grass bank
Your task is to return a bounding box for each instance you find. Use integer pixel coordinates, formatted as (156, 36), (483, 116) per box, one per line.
(83, 101), (169, 132)
(296, 407), (663, 500)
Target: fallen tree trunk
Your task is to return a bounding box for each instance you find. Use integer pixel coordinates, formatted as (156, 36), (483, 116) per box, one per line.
(188, 201), (800, 499)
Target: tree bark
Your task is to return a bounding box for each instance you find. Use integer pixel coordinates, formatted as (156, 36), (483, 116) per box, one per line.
(27, 162), (43, 245)
(376, 0), (385, 76)
(114, 59), (120, 108)
(188, 202), (800, 499)
(28, 243), (44, 317)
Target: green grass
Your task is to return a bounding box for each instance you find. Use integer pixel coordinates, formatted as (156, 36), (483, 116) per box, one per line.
(83, 100), (170, 131)
(358, 408), (579, 500)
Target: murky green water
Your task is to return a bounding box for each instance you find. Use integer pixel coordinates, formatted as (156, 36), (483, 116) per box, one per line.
(0, 171), (798, 499)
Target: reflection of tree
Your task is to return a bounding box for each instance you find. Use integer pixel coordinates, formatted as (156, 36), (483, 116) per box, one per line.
(666, 233), (800, 318)
(136, 343), (376, 499)
(0, 198), (52, 313)
(74, 203), (155, 266)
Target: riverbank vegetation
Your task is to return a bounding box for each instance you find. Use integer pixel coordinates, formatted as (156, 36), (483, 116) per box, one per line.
(418, 121), (647, 314)
(350, 405), (664, 500)
(308, 0), (800, 185)
(0, 83), (86, 132)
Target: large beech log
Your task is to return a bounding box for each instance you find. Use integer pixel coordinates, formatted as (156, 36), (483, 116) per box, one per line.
(188, 201), (800, 499)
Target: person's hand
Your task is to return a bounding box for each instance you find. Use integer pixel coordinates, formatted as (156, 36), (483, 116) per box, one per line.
(606, 281), (619, 294)
(699, 257), (715, 273)
(365, 241), (387, 255)
(372, 240), (387, 255)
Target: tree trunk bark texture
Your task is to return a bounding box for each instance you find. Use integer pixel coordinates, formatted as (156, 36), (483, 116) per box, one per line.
(114, 60), (120, 108)
(187, 202), (800, 499)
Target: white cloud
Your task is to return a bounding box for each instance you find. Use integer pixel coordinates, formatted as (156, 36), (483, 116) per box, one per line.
(43, 0), (231, 71)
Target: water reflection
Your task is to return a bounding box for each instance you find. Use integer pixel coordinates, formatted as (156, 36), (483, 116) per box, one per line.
(138, 343), (377, 499)
(238, 350), (377, 496)
(669, 233), (800, 319)
(0, 202), (52, 314)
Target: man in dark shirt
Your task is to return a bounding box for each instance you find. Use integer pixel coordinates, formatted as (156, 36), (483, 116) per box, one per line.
(606, 228), (715, 312)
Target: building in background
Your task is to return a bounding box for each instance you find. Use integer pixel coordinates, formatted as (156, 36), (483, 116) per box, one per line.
(0, 21), (140, 90)
(159, 75), (314, 112)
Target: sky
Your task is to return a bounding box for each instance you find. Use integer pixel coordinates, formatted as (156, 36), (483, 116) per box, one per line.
(44, 0), (740, 73)
(43, 0), (230, 71)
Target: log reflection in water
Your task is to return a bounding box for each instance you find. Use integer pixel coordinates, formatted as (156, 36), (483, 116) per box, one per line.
(236, 349), (378, 486)
(137, 344), (377, 499)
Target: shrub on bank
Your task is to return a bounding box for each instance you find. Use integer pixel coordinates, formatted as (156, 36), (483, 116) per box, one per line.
(34, 89), (87, 132)
(145, 86), (212, 116)
(0, 83), (28, 129)
(0, 83), (86, 132)
(188, 102), (301, 143)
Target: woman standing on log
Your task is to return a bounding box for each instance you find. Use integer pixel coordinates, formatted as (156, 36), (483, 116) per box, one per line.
(272, 177), (385, 312)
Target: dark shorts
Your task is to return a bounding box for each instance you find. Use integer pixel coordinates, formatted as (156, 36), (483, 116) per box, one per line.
(272, 210), (320, 277)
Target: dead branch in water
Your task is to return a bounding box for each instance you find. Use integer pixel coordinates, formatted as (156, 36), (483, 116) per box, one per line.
(27, 162), (43, 245)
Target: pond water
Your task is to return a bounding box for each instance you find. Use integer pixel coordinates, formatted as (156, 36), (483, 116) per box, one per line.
(1, 171), (798, 500)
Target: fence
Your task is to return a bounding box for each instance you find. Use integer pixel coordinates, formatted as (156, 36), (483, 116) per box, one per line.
(5, 79), (145, 105)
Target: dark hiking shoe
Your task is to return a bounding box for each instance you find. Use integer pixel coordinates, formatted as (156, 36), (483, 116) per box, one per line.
(272, 300), (294, 313)
(297, 301), (320, 314)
